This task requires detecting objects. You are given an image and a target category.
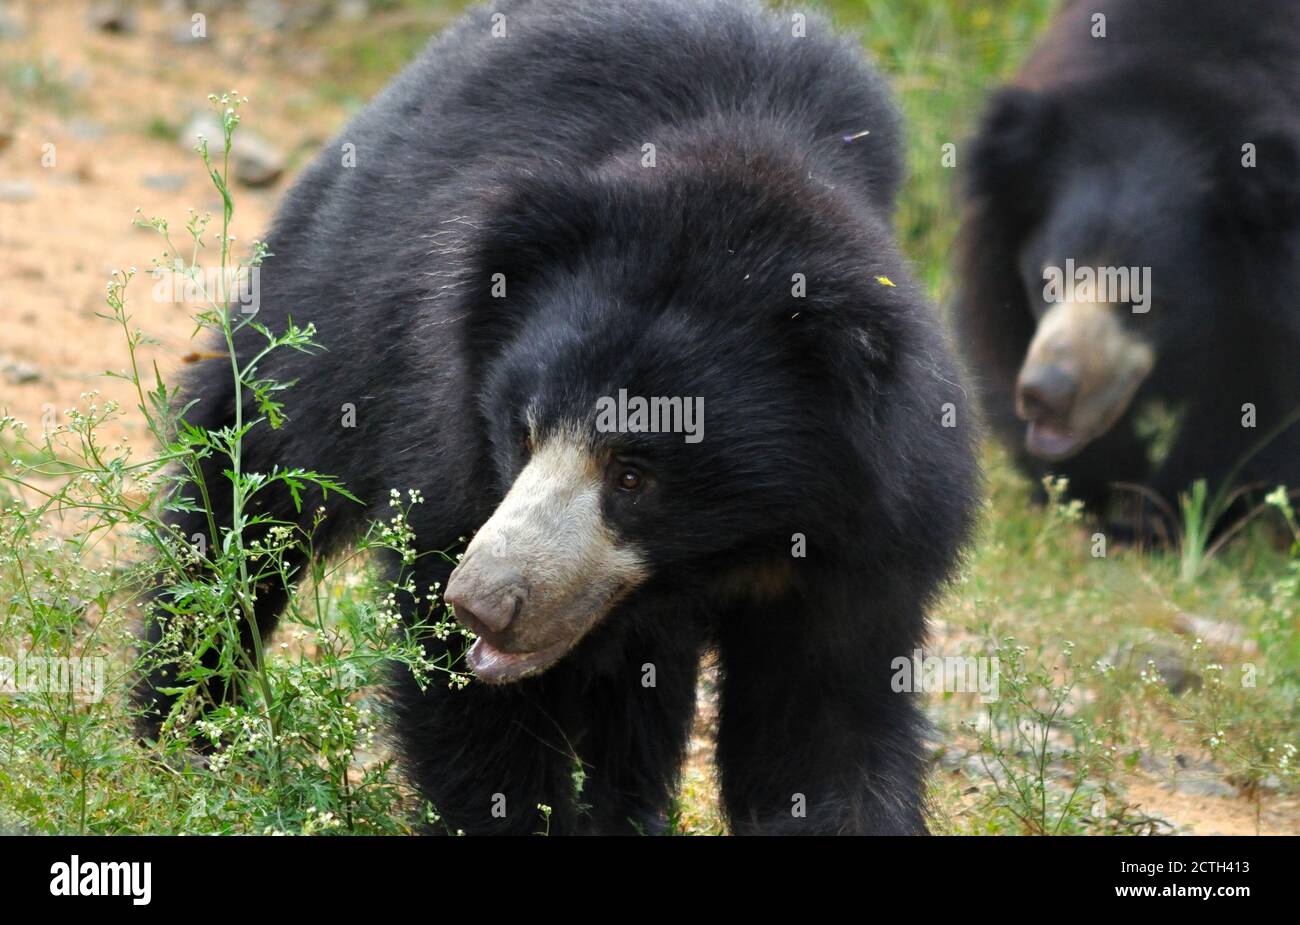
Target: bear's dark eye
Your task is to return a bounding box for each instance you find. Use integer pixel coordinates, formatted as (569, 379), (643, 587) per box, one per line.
(616, 467), (642, 493)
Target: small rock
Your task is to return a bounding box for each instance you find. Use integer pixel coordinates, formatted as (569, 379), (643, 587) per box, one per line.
(1, 359), (41, 385)
(244, 0), (287, 30)
(66, 118), (107, 141)
(0, 179), (34, 202)
(934, 745), (969, 771)
(1121, 641), (1202, 694)
(0, 126), (13, 154)
(1141, 753), (1240, 798)
(142, 173), (188, 193)
(337, 0), (369, 23)
(1171, 776), (1240, 799)
(963, 754), (1007, 784)
(231, 134), (286, 187)
(170, 22), (209, 46)
(87, 1), (137, 34)
(1173, 611), (1256, 654)
(0, 4), (24, 40)
(182, 114), (285, 188)
(246, 0), (333, 31)
(1137, 752), (1170, 775)
(1230, 772), (1285, 795)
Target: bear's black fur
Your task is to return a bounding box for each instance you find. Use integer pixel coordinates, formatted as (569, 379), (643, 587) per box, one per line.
(956, 0), (1300, 525)
(136, 0), (978, 834)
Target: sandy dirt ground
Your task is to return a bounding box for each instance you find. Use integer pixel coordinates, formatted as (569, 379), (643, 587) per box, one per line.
(1, 1), (348, 450)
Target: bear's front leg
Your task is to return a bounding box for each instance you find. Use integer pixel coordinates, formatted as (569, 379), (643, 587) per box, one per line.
(387, 656), (588, 835)
(715, 594), (929, 835)
(561, 616), (704, 835)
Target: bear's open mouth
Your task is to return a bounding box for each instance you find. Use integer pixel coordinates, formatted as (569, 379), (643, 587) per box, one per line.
(1022, 362), (1151, 463)
(465, 635), (574, 684)
(1025, 418), (1082, 461)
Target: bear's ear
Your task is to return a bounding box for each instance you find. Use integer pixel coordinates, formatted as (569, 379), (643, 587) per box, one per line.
(457, 171), (602, 354)
(470, 173), (600, 287)
(965, 87), (1059, 212)
(1214, 131), (1300, 232)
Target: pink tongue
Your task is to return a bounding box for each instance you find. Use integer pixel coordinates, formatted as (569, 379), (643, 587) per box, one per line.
(466, 638), (528, 680)
(1026, 420), (1080, 460)
(465, 635), (574, 684)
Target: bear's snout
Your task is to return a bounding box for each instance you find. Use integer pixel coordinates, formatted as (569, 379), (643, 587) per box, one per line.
(445, 553), (527, 636)
(1016, 363), (1077, 423)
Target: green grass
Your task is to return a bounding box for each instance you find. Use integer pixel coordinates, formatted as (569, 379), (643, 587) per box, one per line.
(925, 454), (1298, 834)
(307, 2), (465, 107)
(828, 0), (1058, 298)
(2, 54), (82, 120)
(0, 0), (1295, 835)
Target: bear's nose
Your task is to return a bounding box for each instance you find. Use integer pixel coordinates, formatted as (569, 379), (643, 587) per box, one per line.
(1016, 364), (1078, 422)
(445, 555), (527, 635)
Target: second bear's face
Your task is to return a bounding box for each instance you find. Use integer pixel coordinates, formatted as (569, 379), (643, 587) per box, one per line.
(970, 86), (1300, 461)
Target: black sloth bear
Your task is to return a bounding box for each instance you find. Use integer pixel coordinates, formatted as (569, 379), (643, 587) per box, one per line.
(955, 0), (1300, 526)
(136, 0), (978, 835)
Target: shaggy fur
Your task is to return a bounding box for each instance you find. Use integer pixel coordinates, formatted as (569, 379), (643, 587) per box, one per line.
(955, 0), (1300, 519)
(136, 0), (978, 834)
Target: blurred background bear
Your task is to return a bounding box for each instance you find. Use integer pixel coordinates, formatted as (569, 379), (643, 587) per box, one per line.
(955, 0), (1300, 542)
